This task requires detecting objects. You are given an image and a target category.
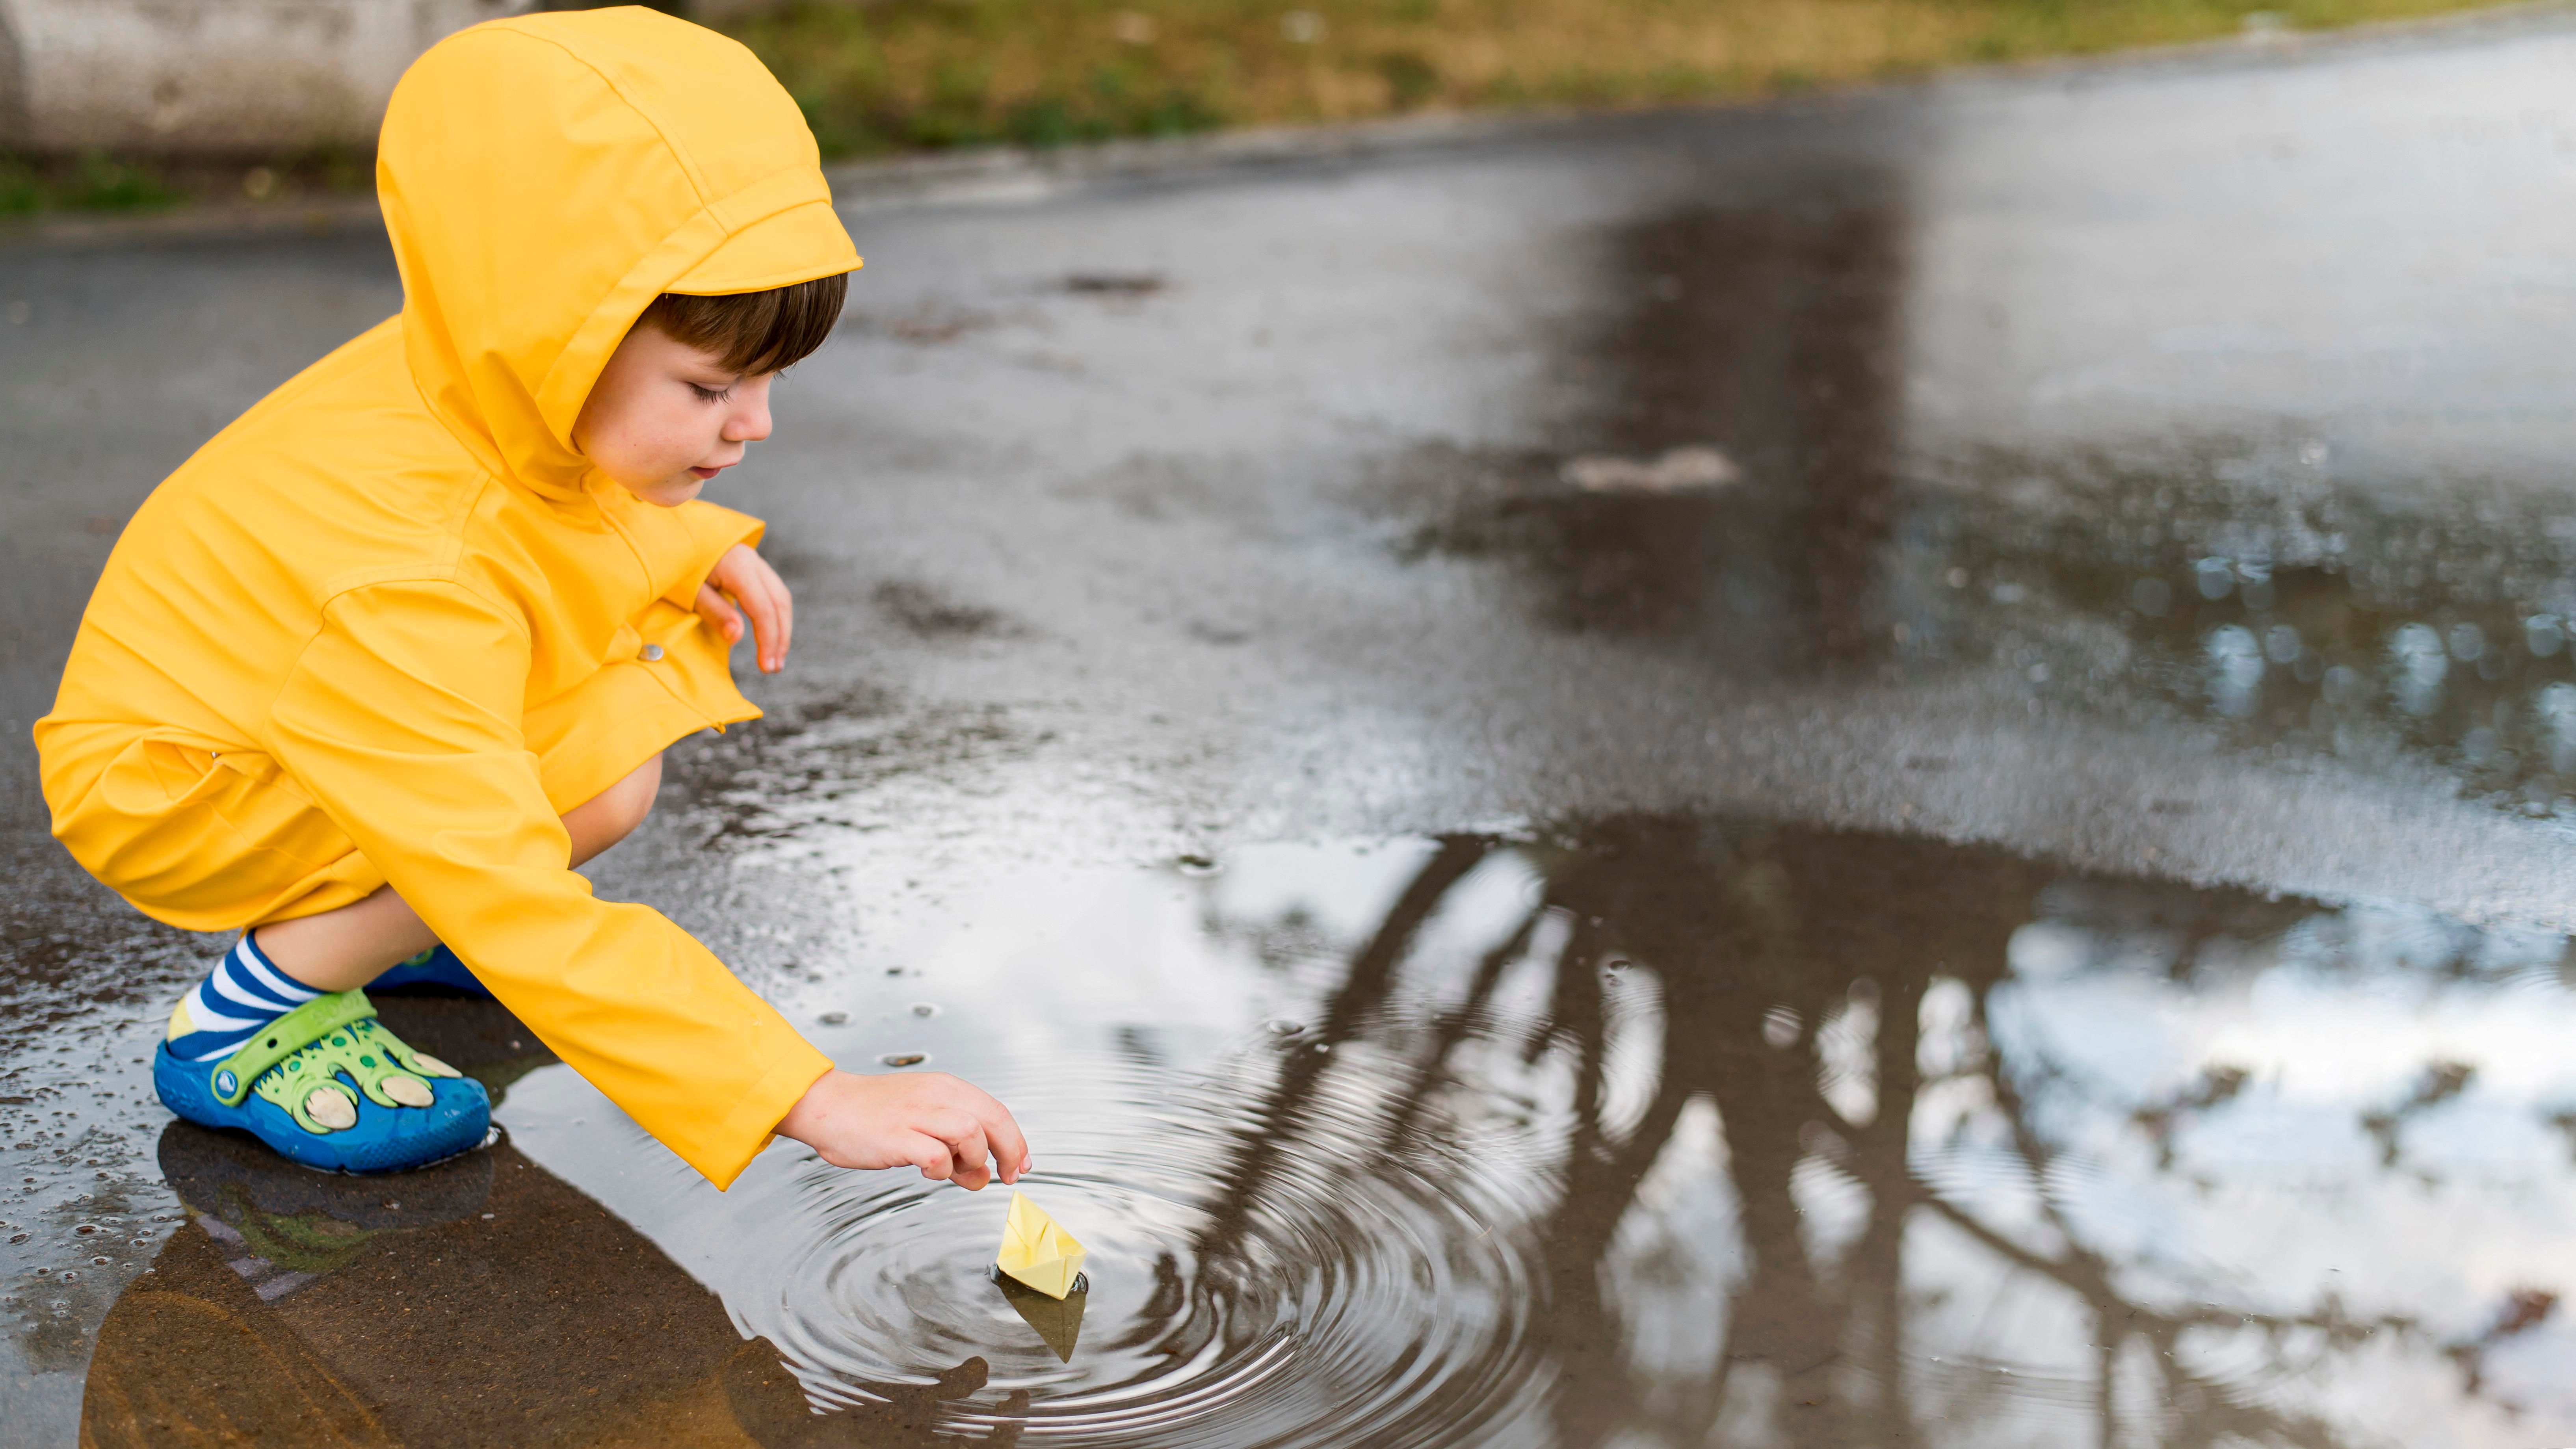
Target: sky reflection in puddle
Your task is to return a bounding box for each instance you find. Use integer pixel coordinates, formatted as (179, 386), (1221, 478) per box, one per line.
(76, 825), (2576, 1446)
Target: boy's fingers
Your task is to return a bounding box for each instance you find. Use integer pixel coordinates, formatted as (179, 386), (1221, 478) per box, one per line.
(938, 1079), (1030, 1178)
(757, 560), (792, 667)
(928, 1111), (993, 1191)
(901, 1131), (956, 1182)
(693, 583), (745, 643)
(768, 559), (794, 660)
(734, 589), (776, 671)
(711, 545), (792, 671)
(973, 1102), (1032, 1186)
(738, 575), (787, 673)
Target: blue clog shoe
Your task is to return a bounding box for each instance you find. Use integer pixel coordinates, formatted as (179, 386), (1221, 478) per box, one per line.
(366, 944), (494, 998)
(154, 989), (490, 1174)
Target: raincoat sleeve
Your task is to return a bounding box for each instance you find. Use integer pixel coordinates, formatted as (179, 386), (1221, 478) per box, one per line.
(266, 578), (831, 1188)
(660, 500), (767, 610)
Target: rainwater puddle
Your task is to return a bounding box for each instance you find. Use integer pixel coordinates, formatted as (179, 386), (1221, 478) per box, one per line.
(1909, 447), (2576, 816)
(71, 825), (2576, 1446)
(1392, 429), (2576, 819)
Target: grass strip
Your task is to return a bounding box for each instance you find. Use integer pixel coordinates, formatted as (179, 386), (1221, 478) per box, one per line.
(0, 0), (2518, 217)
(723, 0), (2516, 158)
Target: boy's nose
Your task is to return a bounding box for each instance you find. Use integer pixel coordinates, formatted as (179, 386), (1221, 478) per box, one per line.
(723, 395), (772, 445)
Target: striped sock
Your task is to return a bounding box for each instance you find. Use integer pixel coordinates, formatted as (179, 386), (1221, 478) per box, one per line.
(165, 933), (324, 1063)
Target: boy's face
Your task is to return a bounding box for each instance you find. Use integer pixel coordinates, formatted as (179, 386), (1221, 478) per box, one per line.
(573, 321), (775, 507)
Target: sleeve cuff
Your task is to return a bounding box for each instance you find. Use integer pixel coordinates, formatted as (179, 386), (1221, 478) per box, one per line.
(662, 502), (768, 610)
(697, 1035), (835, 1190)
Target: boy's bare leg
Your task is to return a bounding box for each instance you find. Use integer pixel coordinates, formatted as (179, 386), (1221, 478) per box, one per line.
(251, 754), (665, 993)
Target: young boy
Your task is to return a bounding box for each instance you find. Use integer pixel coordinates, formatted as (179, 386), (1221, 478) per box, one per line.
(33, 7), (1030, 1190)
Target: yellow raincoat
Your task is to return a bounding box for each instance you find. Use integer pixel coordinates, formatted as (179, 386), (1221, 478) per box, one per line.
(33, 7), (857, 1188)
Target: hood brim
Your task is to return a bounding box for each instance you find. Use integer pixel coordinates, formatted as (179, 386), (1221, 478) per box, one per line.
(669, 197), (861, 296)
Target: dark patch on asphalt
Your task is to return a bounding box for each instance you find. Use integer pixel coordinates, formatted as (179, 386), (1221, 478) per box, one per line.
(662, 687), (1033, 847)
(873, 580), (1019, 640)
(1062, 272), (1166, 297)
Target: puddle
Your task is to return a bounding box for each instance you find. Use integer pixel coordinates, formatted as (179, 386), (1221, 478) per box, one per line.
(1400, 430), (2576, 817)
(53, 825), (2576, 1445)
(1909, 449), (2576, 814)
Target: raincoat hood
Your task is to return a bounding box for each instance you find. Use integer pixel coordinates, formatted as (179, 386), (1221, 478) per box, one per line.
(379, 6), (861, 501)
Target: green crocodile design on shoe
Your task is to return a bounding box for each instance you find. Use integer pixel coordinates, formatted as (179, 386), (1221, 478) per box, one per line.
(211, 991), (464, 1136)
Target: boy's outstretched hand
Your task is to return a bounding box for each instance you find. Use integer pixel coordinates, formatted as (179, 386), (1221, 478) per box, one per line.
(775, 1069), (1032, 1191)
(695, 542), (793, 674)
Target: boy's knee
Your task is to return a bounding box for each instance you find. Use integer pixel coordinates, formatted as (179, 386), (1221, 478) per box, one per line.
(567, 753), (662, 864)
(600, 753), (663, 840)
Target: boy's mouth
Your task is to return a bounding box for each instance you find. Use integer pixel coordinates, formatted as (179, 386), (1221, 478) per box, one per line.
(688, 465), (725, 481)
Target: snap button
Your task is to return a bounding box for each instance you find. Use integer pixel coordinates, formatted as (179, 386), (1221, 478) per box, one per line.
(639, 643), (665, 662)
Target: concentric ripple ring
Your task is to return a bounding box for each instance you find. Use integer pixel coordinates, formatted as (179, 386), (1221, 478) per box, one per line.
(745, 1051), (1556, 1446)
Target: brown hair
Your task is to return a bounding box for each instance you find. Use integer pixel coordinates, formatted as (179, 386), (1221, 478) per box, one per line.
(637, 271), (850, 375)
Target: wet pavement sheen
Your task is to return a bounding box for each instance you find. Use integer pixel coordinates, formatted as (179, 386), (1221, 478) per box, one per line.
(14, 11), (2576, 1447)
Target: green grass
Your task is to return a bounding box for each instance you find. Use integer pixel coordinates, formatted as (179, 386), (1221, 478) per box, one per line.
(0, 0), (2518, 216)
(717, 0), (2514, 160)
(0, 151), (185, 217)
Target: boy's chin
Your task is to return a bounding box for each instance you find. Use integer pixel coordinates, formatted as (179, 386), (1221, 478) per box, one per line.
(620, 475), (706, 508)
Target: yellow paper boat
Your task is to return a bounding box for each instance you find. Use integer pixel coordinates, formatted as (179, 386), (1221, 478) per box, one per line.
(995, 1191), (1087, 1300)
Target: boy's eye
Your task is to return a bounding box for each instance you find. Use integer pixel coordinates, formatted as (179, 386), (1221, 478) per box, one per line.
(688, 381), (736, 403)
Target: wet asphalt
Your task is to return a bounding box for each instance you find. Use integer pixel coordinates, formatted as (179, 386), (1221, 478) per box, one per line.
(13, 9), (2576, 1446)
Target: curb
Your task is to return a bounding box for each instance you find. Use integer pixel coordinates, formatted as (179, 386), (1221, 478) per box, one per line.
(5, 0), (2572, 249)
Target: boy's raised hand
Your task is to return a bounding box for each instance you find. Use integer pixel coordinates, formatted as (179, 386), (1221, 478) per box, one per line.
(775, 1068), (1033, 1191)
(695, 542), (794, 674)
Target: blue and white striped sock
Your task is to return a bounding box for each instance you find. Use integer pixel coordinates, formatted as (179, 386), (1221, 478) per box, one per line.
(165, 933), (324, 1063)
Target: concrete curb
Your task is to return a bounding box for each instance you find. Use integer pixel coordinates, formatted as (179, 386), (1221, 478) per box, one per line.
(0, 108), (1571, 248)
(6, 0), (2572, 249)
(820, 108), (1561, 215)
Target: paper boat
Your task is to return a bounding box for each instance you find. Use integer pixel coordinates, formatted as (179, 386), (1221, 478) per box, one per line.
(995, 1191), (1087, 1300)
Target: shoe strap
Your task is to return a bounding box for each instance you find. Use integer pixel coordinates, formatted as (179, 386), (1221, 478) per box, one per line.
(209, 990), (377, 1107)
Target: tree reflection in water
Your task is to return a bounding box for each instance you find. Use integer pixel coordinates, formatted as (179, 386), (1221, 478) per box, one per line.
(1188, 819), (2576, 1447)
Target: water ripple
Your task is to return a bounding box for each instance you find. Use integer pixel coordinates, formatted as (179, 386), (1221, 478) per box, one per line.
(748, 1054), (1550, 1445)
